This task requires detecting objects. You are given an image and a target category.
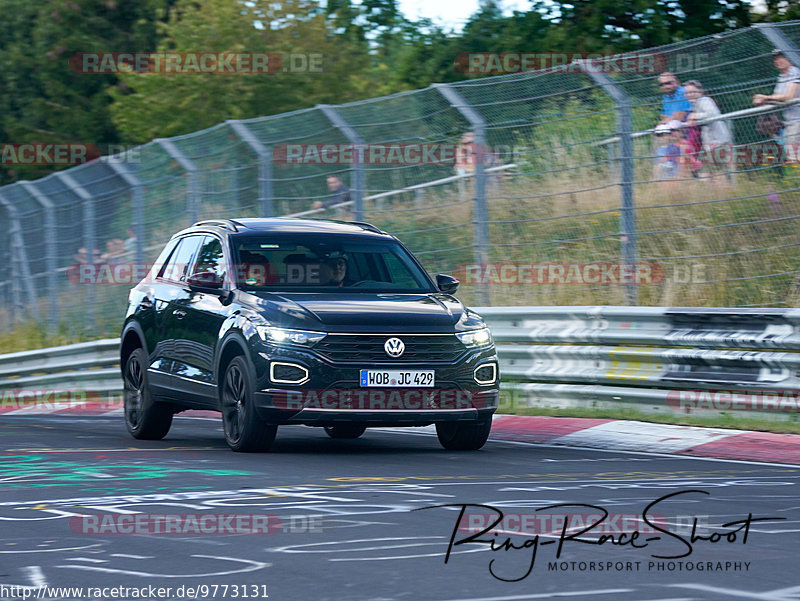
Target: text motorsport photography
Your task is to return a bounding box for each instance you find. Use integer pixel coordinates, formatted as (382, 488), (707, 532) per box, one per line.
(418, 489), (782, 581)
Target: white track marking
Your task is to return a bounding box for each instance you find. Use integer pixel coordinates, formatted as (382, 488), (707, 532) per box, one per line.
(438, 590), (633, 601)
(0, 543), (103, 554)
(670, 584), (800, 600)
(56, 554), (269, 578)
(21, 566), (47, 587)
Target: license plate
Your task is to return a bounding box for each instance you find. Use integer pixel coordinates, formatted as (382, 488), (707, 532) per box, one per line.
(359, 370), (434, 387)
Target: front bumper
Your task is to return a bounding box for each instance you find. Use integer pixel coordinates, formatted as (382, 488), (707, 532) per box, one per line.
(254, 390), (497, 426)
(250, 341), (499, 426)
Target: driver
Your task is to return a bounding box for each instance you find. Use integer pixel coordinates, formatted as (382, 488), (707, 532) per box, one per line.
(319, 251), (348, 286)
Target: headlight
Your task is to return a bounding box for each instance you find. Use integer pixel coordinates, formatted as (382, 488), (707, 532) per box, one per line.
(456, 327), (492, 348)
(257, 326), (326, 346)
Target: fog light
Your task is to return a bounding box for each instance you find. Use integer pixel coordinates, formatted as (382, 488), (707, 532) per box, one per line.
(473, 363), (497, 385)
(270, 362), (309, 385)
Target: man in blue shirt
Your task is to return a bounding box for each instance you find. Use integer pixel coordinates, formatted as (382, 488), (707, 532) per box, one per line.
(658, 72), (691, 124)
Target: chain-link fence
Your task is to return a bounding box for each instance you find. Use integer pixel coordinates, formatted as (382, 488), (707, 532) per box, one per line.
(3, 22), (800, 341)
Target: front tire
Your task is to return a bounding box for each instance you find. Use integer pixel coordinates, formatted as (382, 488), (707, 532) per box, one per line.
(221, 356), (277, 452)
(123, 348), (173, 440)
(324, 424), (367, 439)
(436, 416), (492, 450)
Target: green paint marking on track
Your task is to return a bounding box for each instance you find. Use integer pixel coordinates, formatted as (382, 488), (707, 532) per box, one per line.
(0, 455), (254, 488)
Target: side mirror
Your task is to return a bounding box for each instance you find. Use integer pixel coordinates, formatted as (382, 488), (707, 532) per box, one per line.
(187, 271), (223, 291)
(436, 274), (460, 294)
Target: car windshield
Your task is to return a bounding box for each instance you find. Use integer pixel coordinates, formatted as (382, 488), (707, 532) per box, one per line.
(231, 235), (436, 293)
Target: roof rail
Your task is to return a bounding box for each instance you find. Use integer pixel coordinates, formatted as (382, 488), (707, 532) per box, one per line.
(349, 221), (386, 234)
(193, 219), (239, 232)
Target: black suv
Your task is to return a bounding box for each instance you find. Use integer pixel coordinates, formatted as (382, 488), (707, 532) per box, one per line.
(120, 218), (498, 452)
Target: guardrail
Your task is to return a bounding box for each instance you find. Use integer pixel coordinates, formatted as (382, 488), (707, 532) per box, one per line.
(0, 338), (121, 398)
(474, 306), (800, 421)
(2, 307), (800, 420)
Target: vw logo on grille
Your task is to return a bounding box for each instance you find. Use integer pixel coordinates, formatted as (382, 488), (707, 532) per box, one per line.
(384, 337), (405, 358)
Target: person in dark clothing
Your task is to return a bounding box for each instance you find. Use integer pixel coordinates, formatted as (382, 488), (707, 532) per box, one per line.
(312, 176), (351, 210)
(318, 250), (348, 286)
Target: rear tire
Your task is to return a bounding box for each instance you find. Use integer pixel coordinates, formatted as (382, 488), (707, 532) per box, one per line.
(324, 424), (367, 439)
(436, 416), (492, 450)
(221, 356), (277, 452)
(123, 348), (173, 440)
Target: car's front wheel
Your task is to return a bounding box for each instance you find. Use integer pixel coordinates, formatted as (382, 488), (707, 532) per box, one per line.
(324, 424), (367, 439)
(221, 356), (277, 452)
(123, 348), (173, 440)
(435, 416), (492, 450)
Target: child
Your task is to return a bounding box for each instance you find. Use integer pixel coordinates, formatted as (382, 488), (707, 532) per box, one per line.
(653, 122), (682, 181)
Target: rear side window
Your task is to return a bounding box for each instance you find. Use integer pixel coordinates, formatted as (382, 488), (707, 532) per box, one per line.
(158, 236), (203, 282)
(195, 236), (227, 284)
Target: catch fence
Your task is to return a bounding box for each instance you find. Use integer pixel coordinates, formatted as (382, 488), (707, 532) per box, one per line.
(2, 23), (800, 339)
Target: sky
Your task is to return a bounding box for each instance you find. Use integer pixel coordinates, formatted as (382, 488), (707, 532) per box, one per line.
(396, 0), (532, 31)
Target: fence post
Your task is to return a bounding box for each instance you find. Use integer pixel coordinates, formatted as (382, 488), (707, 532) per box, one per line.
(0, 192), (29, 323)
(227, 120), (273, 217)
(156, 138), (200, 224)
(577, 61), (638, 305)
(317, 104), (364, 221)
(19, 181), (58, 329)
(57, 172), (96, 330)
(433, 83), (490, 306)
(755, 23), (800, 68)
(105, 158), (145, 265)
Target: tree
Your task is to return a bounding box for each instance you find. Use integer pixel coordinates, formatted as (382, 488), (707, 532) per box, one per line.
(0, 0), (172, 183)
(109, 0), (381, 142)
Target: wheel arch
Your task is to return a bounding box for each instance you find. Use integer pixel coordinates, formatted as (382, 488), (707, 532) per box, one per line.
(120, 321), (147, 378)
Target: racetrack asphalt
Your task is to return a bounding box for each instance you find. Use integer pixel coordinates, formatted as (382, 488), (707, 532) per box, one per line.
(0, 414), (798, 601)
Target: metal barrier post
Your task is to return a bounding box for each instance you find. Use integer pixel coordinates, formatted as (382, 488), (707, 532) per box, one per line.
(317, 104), (364, 221)
(434, 83), (490, 306)
(19, 182), (58, 329)
(105, 158), (145, 265)
(0, 193), (26, 322)
(227, 120), (274, 217)
(156, 138), (200, 224)
(57, 172), (96, 330)
(755, 24), (800, 68)
(577, 62), (638, 305)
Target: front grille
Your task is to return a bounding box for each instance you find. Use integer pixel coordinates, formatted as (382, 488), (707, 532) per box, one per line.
(315, 334), (465, 363)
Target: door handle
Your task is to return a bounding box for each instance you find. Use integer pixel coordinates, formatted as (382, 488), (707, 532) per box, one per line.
(173, 309), (186, 319)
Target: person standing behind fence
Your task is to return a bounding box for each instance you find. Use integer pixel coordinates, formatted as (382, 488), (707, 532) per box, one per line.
(685, 80), (731, 175)
(753, 50), (800, 162)
(658, 73), (691, 124)
(312, 176), (351, 211)
(658, 72), (701, 174)
(653, 122), (682, 182)
(455, 132), (476, 177)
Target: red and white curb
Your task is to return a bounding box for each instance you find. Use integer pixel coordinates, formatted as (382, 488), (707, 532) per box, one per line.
(489, 415), (800, 465)
(2, 402), (799, 464)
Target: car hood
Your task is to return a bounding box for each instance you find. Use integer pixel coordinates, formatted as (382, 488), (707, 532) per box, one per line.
(242, 291), (485, 333)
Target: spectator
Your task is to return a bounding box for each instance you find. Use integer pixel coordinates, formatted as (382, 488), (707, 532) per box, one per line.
(658, 72), (691, 124)
(753, 49), (800, 160)
(73, 247), (100, 264)
(653, 122), (682, 181)
(455, 132), (476, 177)
(685, 80), (731, 175)
(100, 238), (127, 264)
(122, 227), (137, 258)
(312, 176), (351, 211)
